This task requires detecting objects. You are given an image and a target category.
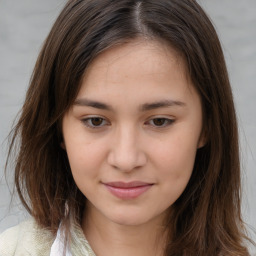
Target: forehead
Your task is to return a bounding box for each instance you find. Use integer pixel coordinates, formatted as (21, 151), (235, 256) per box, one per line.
(85, 39), (185, 77)
(76, 39), (197, 108)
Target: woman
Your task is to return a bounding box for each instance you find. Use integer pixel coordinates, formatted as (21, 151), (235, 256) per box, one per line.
(0, 0), (252, 255)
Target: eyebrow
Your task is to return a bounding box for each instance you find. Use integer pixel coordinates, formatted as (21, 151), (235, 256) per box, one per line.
(73, 98), (186, 111)
(74, 98), (114, 111)
(140, 99), (186, 111)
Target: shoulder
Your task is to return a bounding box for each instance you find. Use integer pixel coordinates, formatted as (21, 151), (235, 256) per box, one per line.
(0, 219), (55, 256)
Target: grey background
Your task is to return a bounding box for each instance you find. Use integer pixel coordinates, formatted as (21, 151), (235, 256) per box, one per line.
(0, 0), (255, 252)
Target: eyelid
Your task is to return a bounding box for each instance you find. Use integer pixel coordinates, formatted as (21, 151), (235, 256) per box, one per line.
(145, 116), (175, 128)
(81, 115), (110, 129)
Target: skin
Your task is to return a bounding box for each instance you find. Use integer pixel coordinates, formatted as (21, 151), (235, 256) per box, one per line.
(62, 39), (205, 256)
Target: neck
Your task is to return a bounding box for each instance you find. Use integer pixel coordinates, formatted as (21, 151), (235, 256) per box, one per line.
(82, 204), (167, 256)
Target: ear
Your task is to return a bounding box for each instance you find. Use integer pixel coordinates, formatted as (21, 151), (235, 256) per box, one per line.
(61, 141), (66, 150)
(197, 127), (208, 149)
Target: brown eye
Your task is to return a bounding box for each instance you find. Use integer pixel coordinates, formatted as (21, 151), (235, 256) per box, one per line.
(146, 118), (174, 128)
(82, 117), (108, 129)
(90, 117), (104, 126)
(153, 118), (167, 126)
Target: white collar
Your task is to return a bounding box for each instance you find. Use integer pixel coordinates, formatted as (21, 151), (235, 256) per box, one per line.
(50, 226), (72, 256)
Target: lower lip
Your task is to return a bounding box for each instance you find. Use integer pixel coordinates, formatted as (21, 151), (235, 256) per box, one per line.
(104, 184), (152, 200)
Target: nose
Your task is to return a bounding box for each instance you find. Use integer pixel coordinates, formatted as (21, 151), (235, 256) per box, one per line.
(107, 126), (147, 172)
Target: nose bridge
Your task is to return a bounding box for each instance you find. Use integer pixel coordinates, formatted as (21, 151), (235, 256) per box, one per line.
(107, 124), (146, 171)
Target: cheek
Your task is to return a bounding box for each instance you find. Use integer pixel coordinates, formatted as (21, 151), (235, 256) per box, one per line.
(156, 143), (197, 205)
(65, 138), (104, 182)
(153, 135), (198, 184)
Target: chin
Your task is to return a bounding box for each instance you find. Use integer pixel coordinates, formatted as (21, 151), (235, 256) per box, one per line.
(106, 210), (158, 227)
(111, 216), (147, 226)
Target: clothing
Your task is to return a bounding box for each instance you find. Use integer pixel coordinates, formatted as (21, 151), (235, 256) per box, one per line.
(50, 226), (72, 256)
(0, 219), (96, 256)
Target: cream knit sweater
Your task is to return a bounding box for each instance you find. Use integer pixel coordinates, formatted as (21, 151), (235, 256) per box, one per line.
(0, 219), (96, 256)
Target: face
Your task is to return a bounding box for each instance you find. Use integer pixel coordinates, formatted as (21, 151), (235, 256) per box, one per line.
(62, 39), (204, 227)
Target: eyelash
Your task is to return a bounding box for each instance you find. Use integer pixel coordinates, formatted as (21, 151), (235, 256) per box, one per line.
(81, 116), (175, 129)
(81, 117), (110, 129)
(145, 118), (175, 127)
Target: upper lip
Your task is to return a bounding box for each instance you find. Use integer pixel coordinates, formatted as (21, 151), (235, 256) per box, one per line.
(103, 181), (153, 188)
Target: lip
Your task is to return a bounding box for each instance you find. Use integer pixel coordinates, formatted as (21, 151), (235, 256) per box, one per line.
(102, 181), (153, 200)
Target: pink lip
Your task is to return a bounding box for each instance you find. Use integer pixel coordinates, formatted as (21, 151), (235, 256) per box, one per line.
(103, 181), (153, 200)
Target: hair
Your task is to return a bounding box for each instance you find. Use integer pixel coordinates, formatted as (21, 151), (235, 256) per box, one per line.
(6, 0), (253, 255)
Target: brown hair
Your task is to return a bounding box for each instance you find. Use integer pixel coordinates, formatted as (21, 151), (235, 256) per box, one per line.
(7, 0), (252, 255)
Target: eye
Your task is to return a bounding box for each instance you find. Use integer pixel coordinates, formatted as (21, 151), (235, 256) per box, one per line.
(146, 117), (174, 127)
(81, 117), (109, 128)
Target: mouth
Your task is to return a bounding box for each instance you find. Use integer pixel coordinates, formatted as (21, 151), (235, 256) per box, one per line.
(102, 181), (153, 200)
